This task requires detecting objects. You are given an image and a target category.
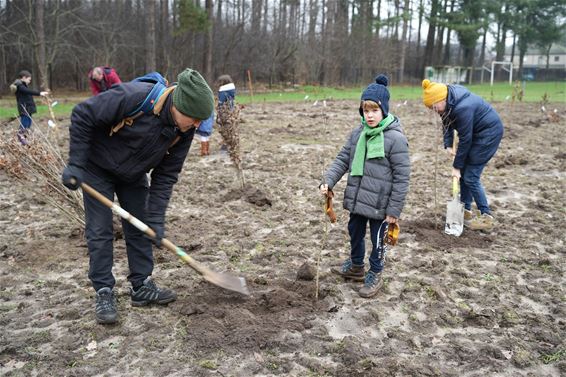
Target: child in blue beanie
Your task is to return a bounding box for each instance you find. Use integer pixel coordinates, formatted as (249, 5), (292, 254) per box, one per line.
(320, 74), (410, 298)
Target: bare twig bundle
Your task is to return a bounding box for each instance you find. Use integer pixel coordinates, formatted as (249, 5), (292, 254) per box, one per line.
(216, 103), (245, 188)
(0, 121), (85, 226)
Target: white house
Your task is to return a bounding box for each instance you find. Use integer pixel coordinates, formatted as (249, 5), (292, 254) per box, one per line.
(504, 43), (566, 69)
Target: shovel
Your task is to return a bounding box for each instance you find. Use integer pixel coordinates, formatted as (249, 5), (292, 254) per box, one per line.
(79, 182), (250, 296)
(444, 175), (464, 237)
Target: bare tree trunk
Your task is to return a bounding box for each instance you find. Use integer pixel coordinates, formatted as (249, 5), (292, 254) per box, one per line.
(252, 0), (262, 35)
(361, 0), (374, 80)
(510, 33), (516, 68)
(34, 0), (48, 89)
(319, 0), (330, 85)
(203, 0), (213, 81)
(376, 0), (381, 35)
(0, 44), (6, 92)
(479, 27), (487, 68)
(442, 0), (455, 65)
(398, 0), (410, 83)
(434, 0), (447, 65)
(393, 0), (400, 40)
(415, 0), (424, 76)
(216, 0), (222, 23)
(300, 0), (307, 39)
(262, 0), (269, 35)
(145, 0), (157, 72)
(423, 0), (439, 69)
(308, 0), (318, 45)
(517, 36), (526, 79)
(161, 0), (170, 77)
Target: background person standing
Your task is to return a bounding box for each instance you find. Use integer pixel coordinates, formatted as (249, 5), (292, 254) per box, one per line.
(10, 70), (49, 145)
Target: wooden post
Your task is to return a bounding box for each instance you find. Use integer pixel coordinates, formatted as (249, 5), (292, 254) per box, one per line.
(247, 69), (254, 104)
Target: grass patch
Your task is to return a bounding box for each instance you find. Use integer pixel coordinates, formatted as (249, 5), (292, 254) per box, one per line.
(198, 359), (217, 369)
(238, 81), (565, 104)
(1, 81), (563, 121)
(540, 349), (565, 364)
(0, 97), (78, 121)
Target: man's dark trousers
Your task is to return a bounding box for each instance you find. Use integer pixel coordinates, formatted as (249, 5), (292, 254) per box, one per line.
(83, 163), (153, 291)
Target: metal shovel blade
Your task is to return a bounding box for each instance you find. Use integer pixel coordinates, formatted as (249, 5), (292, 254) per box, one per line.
(445, 176), (464, 237)
(445, 197), (464, 236)
(173, 247), (250, 296)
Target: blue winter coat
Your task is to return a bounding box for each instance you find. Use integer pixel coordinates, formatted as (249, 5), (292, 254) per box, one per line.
(443, 85), (504, 169)
(196, 113), (215, 137)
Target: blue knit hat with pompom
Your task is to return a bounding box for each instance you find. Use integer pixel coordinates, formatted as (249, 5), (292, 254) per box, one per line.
(359, 74), (390, 116)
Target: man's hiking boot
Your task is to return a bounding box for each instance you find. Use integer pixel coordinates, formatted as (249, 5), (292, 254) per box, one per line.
(130, 277), (177, 307)
(464, 209), (480, 228)
(464, 209), (473, 227)
(358, 271), (383, 298)
(331, 260), (365, 281)
(95, 287), (117, 324)
(468, 213), (494, 231)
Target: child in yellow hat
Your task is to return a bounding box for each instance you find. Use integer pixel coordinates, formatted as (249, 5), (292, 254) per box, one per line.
(422, 79), (504, 231)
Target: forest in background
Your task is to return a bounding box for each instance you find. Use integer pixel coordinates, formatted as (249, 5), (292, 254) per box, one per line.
(0, 0), (564, 92)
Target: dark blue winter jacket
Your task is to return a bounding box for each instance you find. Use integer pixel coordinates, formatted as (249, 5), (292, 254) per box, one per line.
(443, 85), (504, 169)
(69, 81), (194, 221)
(14, 80), (41, 116)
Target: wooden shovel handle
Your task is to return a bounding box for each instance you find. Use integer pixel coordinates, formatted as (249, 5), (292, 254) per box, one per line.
(451, 137), (459, 198)
(75, 181), (250, 295)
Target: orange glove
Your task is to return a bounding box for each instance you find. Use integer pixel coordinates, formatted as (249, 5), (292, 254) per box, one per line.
(385, 223), (400, 246)
(325, 190), (337, 223)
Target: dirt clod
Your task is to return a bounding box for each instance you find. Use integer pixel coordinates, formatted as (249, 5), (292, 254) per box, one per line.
(296, 261), (316, 280)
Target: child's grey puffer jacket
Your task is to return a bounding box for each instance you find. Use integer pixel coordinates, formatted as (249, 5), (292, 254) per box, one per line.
(324, 118), (410, 220)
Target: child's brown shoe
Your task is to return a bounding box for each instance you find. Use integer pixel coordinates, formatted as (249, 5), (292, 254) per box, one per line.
(331, 260), (365, 281)
(358, 271), (383, 298)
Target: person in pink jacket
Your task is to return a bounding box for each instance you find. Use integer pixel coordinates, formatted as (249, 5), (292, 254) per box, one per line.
(88, 66), (122, 95)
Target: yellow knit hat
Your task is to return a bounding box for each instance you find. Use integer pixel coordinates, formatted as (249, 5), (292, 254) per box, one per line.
(422, 79), (448, 108)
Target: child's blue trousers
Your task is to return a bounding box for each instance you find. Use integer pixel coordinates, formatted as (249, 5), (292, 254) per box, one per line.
(348, 213), (388, 273)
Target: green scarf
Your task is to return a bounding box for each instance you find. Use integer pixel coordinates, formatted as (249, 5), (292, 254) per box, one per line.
(351, 113), (395, 176)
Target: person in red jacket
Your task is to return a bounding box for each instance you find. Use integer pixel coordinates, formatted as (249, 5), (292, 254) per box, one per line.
(88, 66), (122, 95)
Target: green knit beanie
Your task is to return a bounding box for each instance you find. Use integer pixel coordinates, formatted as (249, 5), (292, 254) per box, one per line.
(172, 68), (214, 120)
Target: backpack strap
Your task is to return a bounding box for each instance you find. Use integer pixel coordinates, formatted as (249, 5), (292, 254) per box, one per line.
(110, 112), (144, 136)
(109, 85), (176, 136)
(152, 85), (176, 115)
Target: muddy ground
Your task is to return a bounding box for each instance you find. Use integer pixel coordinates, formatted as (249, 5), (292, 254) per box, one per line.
(0, 98), (564, 376)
